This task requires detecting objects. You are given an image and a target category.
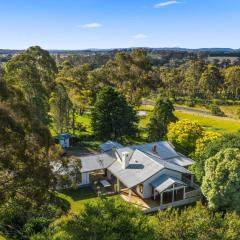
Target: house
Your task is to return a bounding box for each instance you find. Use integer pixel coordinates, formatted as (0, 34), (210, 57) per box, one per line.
(79, 141), (202, 212)
(55, 133), (73, 148)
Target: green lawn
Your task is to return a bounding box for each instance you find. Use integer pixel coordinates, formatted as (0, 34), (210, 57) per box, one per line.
(57, 187), (98, 213)
(0, 236), (6, 240)
(175, 111), (240, 133)
(57, 187), (121, 214)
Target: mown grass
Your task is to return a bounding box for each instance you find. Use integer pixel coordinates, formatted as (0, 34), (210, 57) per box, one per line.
(57, 187), (98, 213)
(57, 187), (121, 214)
(175, 111), (240, 133)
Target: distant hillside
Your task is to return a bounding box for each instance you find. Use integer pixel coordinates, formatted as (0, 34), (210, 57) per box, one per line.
(1, 47), (240, 56)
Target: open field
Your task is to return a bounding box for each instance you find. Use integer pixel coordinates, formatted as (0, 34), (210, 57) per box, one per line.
(139, 104), (240, 134)
(220, 105), (240, 118)
(175, 111), (240, 133)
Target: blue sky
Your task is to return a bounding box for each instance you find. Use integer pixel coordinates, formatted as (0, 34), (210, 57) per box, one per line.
(0, 0), (239, 49)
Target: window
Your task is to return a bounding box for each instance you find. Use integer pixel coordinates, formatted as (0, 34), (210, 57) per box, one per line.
(139, 184), (144, 193)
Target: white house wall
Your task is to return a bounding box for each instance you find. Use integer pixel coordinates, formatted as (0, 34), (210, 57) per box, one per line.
(137, 169), (183, 199)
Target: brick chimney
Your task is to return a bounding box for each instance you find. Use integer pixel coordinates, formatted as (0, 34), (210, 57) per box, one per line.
(152, 144), (157, 153)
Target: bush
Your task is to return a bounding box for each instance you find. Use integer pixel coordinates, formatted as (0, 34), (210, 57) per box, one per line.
(237, 108), (240, 119)
(184, 98), (196, 107)
(209, 104), (225, 116)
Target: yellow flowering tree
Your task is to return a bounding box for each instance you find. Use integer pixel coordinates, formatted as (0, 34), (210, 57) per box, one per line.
(167, 119), (203, 154)
(195, 131), (222, 153)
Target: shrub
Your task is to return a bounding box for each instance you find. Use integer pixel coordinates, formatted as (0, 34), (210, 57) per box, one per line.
(209, 104), (225, 116)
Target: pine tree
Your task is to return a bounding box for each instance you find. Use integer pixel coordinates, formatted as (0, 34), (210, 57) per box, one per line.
(148, 98), (177, 141)
(91, 86), (138, 140)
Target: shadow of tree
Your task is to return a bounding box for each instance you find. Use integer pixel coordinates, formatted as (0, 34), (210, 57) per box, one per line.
(61, 187), (97, 201)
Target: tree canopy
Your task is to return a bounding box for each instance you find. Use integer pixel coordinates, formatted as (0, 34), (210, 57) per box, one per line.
(31, 198), (154, 240)
(148, 98), (177, 141)
(202, 148), (240, 212)
(91, 86), (138, 141)
(167, 119), (203, 154)
(193, 133), (240, 183)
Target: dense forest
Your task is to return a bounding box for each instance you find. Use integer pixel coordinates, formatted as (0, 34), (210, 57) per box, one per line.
(1, 46), (240, 239)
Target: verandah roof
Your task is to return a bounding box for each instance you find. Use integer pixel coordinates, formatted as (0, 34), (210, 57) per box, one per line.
(150, 174), (187, 193)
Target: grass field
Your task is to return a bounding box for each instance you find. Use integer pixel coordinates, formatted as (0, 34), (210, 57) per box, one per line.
(175, 111), (240, 133)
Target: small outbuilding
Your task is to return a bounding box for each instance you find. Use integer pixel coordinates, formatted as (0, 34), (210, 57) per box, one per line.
(55, 133), (73, 148)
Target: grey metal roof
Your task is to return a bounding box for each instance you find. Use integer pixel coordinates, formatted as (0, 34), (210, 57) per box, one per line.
(80, 151), (116, 173)
(145, 153), (193, 175)
(108, 149), (164, 188)
(115, 141), (194, 167)
(100, 141), (123, 152)
(136, 141), (179, 159)
(166, 154), (194, 167)
(79, 141), (194, 186)
(135, 141), (194, 167)
(150, 174), (187, 193)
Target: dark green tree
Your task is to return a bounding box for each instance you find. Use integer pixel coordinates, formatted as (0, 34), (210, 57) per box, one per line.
(148, 98), (177, 141)
(202, 148), (240, 212)
(91, 87), (138, 140)
(0, 48), (64, 239)
(193, 133), (240, 183)
(31, 198), (154, 240)
(4, 46), (57, 125)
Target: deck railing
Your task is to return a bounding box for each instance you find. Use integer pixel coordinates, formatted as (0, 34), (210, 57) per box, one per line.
(144, 188), (202, 213)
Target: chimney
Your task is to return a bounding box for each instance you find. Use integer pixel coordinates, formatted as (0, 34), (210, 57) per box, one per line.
(152, 144), (157, 153)
(122, 151), (130, 169)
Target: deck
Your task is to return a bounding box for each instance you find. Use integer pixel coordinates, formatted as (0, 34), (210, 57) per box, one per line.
(120, 188), (159, 210)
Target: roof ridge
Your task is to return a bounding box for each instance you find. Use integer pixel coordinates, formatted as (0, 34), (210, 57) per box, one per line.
(137, 149), (166, 168)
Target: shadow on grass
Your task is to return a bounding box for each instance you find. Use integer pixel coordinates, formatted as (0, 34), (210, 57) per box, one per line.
(60, 187), (97, 201)
(68, 140), (101, 154)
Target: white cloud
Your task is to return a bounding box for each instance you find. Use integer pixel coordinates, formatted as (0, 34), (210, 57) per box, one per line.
(80, 22), (102, 28)
(132, 34), (148, 39)
(154, 1), (181, 8)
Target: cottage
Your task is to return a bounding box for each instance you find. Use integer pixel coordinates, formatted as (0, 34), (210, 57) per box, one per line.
(79, 141), (202, 212)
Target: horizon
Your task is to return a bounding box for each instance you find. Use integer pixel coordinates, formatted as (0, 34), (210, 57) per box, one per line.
(1, 46), (240, 51)
(0, 0), (240, 49)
